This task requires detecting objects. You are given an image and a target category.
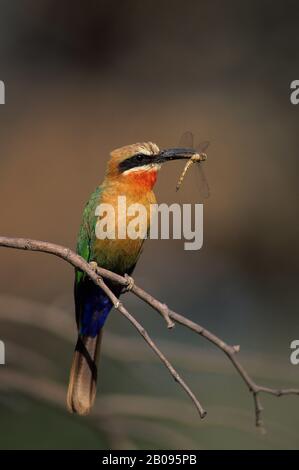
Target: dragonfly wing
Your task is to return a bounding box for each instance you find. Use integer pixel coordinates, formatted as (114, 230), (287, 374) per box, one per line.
(178, 131), (194, 148)
(197, 163), (210, 200)
(196, 140), (210, 154)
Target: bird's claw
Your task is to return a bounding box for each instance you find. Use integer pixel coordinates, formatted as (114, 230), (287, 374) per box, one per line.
(124, 273), (135, 292)
(89, 261), (98, 272)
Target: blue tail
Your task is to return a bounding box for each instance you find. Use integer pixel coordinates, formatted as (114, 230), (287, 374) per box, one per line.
(75, 278), (121, 338)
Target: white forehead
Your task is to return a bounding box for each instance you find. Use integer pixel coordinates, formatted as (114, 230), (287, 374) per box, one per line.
(138, 142), (160, 155)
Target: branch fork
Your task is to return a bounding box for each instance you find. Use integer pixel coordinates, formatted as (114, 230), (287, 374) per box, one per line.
(1, 235), (298, 429)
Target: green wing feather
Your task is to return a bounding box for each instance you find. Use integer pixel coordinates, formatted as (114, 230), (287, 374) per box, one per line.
(75, 186), (102, 285)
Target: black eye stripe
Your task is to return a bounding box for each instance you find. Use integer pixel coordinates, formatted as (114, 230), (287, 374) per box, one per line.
(119, 153), (153, 173)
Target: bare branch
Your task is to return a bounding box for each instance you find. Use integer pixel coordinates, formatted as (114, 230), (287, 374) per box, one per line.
(1, 235), (298, 428)
(0, 236), (206, 418)
(124, 279), (299, 429)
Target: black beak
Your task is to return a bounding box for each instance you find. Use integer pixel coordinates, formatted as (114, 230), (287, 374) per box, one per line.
(156, 147), (200, 164)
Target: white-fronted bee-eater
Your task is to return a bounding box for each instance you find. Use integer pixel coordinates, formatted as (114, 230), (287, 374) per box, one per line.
(67, 141), (202, 415)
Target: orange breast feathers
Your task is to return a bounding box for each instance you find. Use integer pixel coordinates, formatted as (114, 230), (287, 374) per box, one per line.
(94, 176), (157, 271)
(100, 174), (158, 227)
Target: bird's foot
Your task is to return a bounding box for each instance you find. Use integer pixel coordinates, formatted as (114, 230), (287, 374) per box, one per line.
(124, 273), (135, 292)
(89, 261), (98, 272)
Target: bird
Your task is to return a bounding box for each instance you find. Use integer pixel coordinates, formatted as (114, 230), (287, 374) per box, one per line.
(67, 140), (199, 415)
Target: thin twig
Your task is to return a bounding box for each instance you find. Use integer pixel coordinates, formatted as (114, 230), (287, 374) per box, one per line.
(0, 236), (206, 418)
(91, 265), (299, 430)
(1, 235), (299, 428)
(125, 283), (299, 430)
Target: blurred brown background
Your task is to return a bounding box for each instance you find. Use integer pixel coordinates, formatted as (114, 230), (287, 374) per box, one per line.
(0, 0), (299, 449)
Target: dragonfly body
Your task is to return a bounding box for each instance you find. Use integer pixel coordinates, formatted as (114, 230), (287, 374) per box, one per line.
(176, 151), (208, 191)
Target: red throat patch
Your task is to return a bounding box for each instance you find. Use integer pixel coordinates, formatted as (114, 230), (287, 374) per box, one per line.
(125, 169), (158, 191)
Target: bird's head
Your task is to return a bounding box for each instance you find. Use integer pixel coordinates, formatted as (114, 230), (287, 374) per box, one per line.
(106, 141), (199, 191)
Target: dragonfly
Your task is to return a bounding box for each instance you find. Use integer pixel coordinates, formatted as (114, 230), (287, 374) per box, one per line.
(176, 131), (210, 200)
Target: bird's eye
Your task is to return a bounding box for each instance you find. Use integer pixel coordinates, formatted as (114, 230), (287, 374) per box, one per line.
(136, 154), (144, 162)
